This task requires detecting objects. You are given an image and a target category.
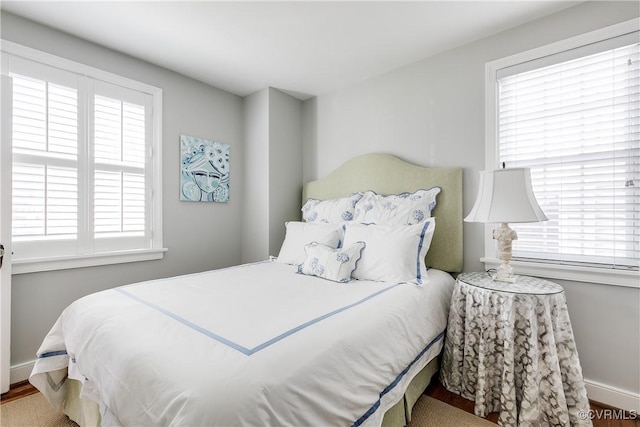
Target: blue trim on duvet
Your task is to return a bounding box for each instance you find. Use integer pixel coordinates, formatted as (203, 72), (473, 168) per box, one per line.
(115, 288), (253, 355)
(352, 330), (446, 427)
(37, 350), (68, 359)
(115, 284), (401, 356)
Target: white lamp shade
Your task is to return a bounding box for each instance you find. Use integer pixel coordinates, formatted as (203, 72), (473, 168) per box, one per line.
(465, 168), (547, 223)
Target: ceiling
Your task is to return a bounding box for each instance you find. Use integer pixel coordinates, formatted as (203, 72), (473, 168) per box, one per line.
(1, 1), (581, 100)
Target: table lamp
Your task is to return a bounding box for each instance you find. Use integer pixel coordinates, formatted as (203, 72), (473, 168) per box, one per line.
(465, 167), (547, 282)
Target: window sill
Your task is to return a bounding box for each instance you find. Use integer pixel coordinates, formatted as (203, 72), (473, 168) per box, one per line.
(12, 248), (168, 275)
(481, 258), (639, 289)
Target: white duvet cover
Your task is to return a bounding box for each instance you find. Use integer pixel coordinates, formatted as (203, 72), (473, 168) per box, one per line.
(30, 261), (454, 427)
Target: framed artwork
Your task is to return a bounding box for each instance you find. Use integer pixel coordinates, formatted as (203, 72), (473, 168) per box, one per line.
(180, 135), (230, 202)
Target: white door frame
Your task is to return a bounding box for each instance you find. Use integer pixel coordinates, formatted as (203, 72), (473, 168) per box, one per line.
(1, 74), (13, 393)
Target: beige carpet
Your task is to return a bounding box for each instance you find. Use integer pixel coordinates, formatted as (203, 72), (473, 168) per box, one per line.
(1, 392), (495, 426)
(408, 395), (495, 427)
(1, 393), (78, 427)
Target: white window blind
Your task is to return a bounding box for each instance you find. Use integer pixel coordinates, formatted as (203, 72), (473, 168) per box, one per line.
(2, 43), (163, 272)
(497, 39), (639, 270)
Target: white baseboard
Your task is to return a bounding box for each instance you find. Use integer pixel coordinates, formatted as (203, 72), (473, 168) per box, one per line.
(585, 379), (640, 412)
(10, 359), (34, 384)
(10, 360), (640, 413)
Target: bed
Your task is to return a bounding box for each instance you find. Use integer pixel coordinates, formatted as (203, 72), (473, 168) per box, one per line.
(30, 153), (463, 426)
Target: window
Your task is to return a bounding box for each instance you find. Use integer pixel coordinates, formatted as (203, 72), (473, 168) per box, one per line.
(1, 42), (164, 273)
(485, 20), (639, 287)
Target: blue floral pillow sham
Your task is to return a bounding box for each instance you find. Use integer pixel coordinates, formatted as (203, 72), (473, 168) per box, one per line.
(353, 188), (441, 226)
(301, 193), (363, 224)
(297, 241), (366, 283)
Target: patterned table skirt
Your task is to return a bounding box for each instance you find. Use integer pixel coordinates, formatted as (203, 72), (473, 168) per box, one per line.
(440, 278), (592, 426)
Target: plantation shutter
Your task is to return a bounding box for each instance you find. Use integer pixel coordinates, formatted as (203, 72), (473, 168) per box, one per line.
(497, 35), (640, 270)
(11, 73), (79, 242)
(3, 43), (162, 272)
(93, 87), (147, 240)
(6, 52), (156, 262)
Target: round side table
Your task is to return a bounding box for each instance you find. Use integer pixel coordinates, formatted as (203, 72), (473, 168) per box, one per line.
(440, 272), (592, 426)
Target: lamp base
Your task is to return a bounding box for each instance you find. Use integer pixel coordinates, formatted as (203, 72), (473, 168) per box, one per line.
(492, 223), (518, 283)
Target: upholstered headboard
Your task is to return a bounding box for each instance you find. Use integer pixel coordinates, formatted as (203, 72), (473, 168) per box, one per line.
(303, 153), (463, 273)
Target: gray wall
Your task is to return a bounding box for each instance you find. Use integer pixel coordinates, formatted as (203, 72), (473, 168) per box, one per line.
(241, 89), (270, 262)
(302, 1), (640, 397)
(241, 87), (303, 262)
(1, 12), (245, 366)
(268, 88), (303, 257)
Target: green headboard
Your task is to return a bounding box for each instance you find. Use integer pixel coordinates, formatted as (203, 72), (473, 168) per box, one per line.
(303, 153), (463, 273)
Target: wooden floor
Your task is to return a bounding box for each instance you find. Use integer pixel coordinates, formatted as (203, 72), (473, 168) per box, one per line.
(2, 377), (639, 426)
(424, 377), (640, 427)
(0, 379), (39, 405)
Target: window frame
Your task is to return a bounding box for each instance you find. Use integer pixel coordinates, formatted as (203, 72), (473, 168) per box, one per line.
(1, 40), (165, 274)
(484, 18), (639, 289)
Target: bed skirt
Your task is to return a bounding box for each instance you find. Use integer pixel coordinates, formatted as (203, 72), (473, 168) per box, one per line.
(61, 357), (440, 427)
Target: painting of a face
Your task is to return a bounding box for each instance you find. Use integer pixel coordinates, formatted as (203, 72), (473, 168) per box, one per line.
(180, 135), (230, 202)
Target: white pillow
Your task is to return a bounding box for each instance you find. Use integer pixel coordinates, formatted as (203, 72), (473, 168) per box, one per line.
(353, 188), (441, 226)
(276, 222), (343, 265)
(301, 193), (363, 223)
(297, 241), (366, 283)
(342, 219), (436, 285)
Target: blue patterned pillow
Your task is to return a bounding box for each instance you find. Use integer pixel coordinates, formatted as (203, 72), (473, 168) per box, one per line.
(297, 241), (366, 283)
(353, 188), (441, 226)
(301, 193), (363, 224)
